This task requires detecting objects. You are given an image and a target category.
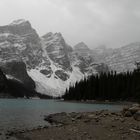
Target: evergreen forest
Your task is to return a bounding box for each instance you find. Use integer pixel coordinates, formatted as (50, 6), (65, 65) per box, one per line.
(62, 68), (140, 102)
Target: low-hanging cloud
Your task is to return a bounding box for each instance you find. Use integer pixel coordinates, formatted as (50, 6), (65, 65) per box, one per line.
(0, 0), (140, 48)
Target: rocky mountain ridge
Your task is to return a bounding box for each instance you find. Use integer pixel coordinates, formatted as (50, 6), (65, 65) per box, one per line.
(92, 43), (140, 72)
(0, 19), (139, 97)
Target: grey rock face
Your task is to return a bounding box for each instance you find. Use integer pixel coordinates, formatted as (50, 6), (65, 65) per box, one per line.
(95, 63), (110, 74)
(0, 19), (43, 69)
(0, 67), (37, 98)
(0, 20), (44, 93)
(0, 19), (39, 43)
(0, 61), (35, 90)
(73, 42), (108, 74)
(0, 69), (7, 91)
(92, 42), (140, 72)
(74, 42), (90, 53)
(42, 32), (72, 71)
(40, 68), (52, 78)
(55, 70), (69, 81)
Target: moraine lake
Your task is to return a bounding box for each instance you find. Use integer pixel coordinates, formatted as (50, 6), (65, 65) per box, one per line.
(0, 99), (125, 133)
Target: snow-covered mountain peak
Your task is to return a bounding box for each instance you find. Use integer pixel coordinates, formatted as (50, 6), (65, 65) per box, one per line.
(10, 19), (29, 26)
(54, 32), (62, 37)
(42, 32), (73, 71)
(42, 32), (72, 53)
(42, 32), (64, 43)
(74, 42), (90, 51)
(42, 32), (52, 38)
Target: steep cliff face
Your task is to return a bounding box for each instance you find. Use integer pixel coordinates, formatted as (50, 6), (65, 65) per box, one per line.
(74, 42), (90, 53)
(92, 43), (140, 72)
(73, 42), (96, 74)
(0, 69), (7, 95)
(104, 42), (140, 72)
(0, 61), (35, 90)
(0, 68), (37, 98)
(0, 19), (43, 69)
(0, 19), (39, 94)
(42, 32), (72, 71)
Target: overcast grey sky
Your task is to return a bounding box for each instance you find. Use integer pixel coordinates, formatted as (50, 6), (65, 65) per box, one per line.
(0, 0), (140, 48)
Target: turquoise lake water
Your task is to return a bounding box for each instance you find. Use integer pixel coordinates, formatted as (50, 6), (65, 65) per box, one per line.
(0, 99), (125, 133)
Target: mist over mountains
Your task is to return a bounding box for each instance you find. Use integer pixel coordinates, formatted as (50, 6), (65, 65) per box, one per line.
(0, 19), (139, 97)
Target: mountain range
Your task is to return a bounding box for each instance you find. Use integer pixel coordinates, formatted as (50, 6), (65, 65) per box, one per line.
(0, 19), (139, 97)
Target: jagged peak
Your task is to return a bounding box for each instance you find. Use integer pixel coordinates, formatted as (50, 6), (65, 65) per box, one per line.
(10, 19), (30, 26)
(54, 32), (62, 37)
(42, 32), (53, 39)
(74, 42), (90, 51)
(42, 32), (63, 39)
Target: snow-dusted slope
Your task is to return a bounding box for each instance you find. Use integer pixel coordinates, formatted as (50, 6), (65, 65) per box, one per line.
(92, 43), (140, 72)
(28, 66), (84, 97)
(104, 43), (140, 72)
(27, 33), (87, 96)
(10, 19), (28, 26)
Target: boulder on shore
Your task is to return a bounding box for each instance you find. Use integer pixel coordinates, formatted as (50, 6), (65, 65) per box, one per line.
(122, 104), (140, 121)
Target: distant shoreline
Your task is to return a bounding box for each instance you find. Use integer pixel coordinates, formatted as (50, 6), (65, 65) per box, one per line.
(58, 99), (137, 105)
(0, 98), (137, 105)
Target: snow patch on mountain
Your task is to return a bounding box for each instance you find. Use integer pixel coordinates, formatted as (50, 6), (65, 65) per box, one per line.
(6, 74), (22, 82)
(28, 66), (84, 96)
(10, 19), (28, 26)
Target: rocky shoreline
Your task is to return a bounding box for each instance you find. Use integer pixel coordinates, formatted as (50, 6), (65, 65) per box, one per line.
(9, 104), (140, 140)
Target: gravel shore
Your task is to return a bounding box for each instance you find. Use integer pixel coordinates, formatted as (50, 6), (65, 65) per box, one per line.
(13, 109), (140, 140)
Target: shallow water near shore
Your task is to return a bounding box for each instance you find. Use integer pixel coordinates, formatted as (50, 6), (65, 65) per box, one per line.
(0, 99), (125, 133)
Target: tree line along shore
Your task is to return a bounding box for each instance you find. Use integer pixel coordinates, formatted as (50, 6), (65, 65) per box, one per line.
(62, 68), (140, 102)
